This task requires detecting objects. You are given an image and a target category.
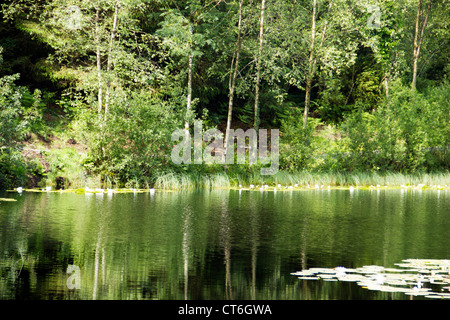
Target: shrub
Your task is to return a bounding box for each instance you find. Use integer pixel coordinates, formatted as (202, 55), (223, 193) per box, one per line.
(0, 72), (41, 189)
(278, 81), (449, 174)
(45, 147), (85, 188)
(278, 108), (318, 172)
(79, 91), (184, 187)
(341, 81), (450, 172)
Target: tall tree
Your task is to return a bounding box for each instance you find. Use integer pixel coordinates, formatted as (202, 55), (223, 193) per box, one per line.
(301, 0), (361, 128)
(157, 1), (215, 138)
(185, 25), (194, 141)
(303, 0), (334, 129)
(157, 9), (197, 138)
(303, 0), (318, 129)
(224, 0), (244, 155)
(253, 0), (266, 132)
(1, 0), (162, 114)
(104, 1), (119, 118)
(95, 5), (103, 117)
(359, 0), (405, 102)
(411, 0), (432, 90)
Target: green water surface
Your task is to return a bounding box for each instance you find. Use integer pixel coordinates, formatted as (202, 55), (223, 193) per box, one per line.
(0, 189), (449, 300)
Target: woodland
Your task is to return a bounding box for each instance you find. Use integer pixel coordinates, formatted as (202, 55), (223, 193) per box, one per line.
(0, 0), (448, 190)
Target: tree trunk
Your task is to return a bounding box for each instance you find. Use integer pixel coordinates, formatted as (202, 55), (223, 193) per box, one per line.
(225, 0), (243, 155)
(253, 0), (265, 132)
(303, 0), (317, 130)
(384, 72), (389, 99)
(185, 26), (194, 141)
(95, 7), (103, 118)
(411, 0), (432, 90)
(104, 2), (119, 118)
(303, 0), (330, 129)
(303, 77), (313, 130)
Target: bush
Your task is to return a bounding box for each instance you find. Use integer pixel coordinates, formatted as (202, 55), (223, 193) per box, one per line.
(45, 147), (85, 188)
(279, 107), (348, 172)
(341, 81), (450, 172)
(278, 81), (449, 174)
(278, 108), (317, 172)
(0, 72), (41, 190)
(79, 91), (184, 187)
(0, 150), (28, 190)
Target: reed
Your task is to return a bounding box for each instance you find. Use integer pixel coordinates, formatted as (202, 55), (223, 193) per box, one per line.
(149, 170), (450, 190)
(223, 170), (449, 188)
(154, 172), (231, 190)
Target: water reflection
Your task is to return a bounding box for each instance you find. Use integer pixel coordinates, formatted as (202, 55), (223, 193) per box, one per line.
(92, 197), (110, 300)
(219, 192), (233, 300)
(182, 204), (192, 300)
(0, 189), (449, 300)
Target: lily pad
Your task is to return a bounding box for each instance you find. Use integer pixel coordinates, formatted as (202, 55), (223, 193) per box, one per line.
(292, 259), (450, 299)
(297, 276), (319, 280)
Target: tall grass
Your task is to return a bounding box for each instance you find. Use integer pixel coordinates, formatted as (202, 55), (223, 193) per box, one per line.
(154, 170), (449, 190)
(328, 171), (449, 186)
(154, 172), (231, 190)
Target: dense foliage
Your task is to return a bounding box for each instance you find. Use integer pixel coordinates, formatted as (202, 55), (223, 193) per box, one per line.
(0, 0), (448, 189)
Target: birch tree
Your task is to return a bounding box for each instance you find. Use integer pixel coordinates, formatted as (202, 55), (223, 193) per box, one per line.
(185, 26), (194, 141)
(359, 0), (405, 102)
(157, 1), (214, 139)
(253, 0), (266, 132)
(157, 10), (196, 139)
(95, 6), (103, 116)
(224, 0), (244, 155)
(303, 0), (318, 129)
(411, 0), (432, 90)
(301, 0), (359, 129)
(104, 1), (119, 118)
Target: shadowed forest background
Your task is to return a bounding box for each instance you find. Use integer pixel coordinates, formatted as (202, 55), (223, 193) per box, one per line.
(0, 0), (448, 190)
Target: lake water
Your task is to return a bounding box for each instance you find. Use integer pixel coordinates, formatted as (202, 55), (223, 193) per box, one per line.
(1, 188), (449, 300)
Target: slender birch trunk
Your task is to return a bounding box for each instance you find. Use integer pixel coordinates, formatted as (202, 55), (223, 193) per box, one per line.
(411, 0), (431, 90)
(225, 0), (243, 155)
(303, 0), (317, 130)
(104, 2), (119, 118)
(303, 0), (330, 130)
(253, 0), (265, 132)
(96, 7), (103, 117)
(384, 72), (389, 99)
(185, 26), (194, 141)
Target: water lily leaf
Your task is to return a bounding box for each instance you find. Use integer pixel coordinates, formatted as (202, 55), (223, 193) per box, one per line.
(292, 259), (450, 299)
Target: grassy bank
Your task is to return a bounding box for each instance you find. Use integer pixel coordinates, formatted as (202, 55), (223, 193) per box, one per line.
(152, 170), (450, 191)
(4, 133), (449, 191)
(5, 170), (449, 193)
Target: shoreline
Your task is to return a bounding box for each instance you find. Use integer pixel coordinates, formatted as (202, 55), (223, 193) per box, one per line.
(3, 182), (450, 194)
(2, 170), (449, 193)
